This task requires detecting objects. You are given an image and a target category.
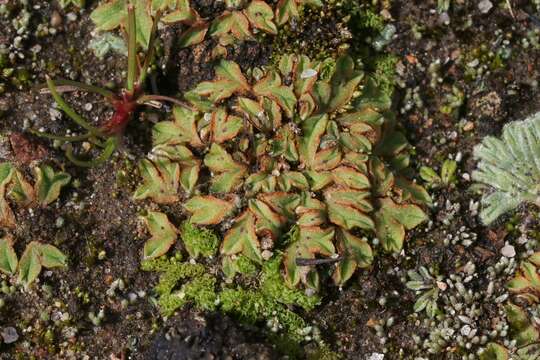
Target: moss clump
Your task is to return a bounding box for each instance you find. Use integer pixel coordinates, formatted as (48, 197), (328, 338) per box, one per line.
(259, 255), (320, 311)
(371, 54), (398, 98)
(180, 221), (219, 258)
(220, 287), (308, 343)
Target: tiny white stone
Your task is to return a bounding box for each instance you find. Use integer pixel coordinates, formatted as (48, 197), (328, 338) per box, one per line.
(461, 324), (471, 336)
(501, 244), (516, 258)
(368, 353), (384, 360)
(436, 281), (448, 291)
(478, 0), (493, 14)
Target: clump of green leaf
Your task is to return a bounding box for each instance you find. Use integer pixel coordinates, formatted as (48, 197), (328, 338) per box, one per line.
(0, 162), (71, 229)
(406, 266), (443, 318)
(420, 159), (457, 189)
(136, 54), (429, 289)
(473, 111), (540, 224)
(0, 234), (67, 288)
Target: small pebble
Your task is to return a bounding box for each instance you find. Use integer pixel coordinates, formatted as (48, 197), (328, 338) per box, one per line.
(501, 244), (516, 258)
(478, 0), (493, 14)
(1, 327), (19, 344)
(50, 11), (62, 28)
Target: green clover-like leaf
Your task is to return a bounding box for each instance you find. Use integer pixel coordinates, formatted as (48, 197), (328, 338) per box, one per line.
(253, 71), (296, 118)
(284, 225), (335, 288)
(324, 187), (374, 231)
(184, 195), (234, 225)
(332, 229), (372, 285)
(221, 211), (262, 263)
(153, 106), (203, 147)
(34, 165), (71, 207)
(141, 211), (178, 259)
(374, 198), (427, 252)
(133, 159), (180, 203)
(8, 170), (35, 206)
(244, 0), (277, 35)
(0, 234), (17, 275)
(204, 143), (247, 193)
(209, 11), (252, 45)
(188, 60), (250, 103)
(39, 244), (67, 268)
(17, 242), (42, 288)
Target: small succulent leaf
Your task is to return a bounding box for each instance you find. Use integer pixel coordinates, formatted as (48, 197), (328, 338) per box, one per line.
(221, 211), (262, 263)
(441, 159), (457, 185)
(275, 0), (299, 26)
(190, 60), (250, 102)
(284, 226), (335, 287)
(293, 55), (320, 97)
(249, 199), (287, 238)
(296, 208), (326, 227)
(278, 54), (295, 78)
(39, 244), (67, 268)
(245, 172), (277, 194)
(259, 192), (301, 220)
(298, 114), (328, 168)
(209, 11), (252, 45)
(179, 24), (209, 47)
(253, 71), (296, 118)
(529, 252), (540, 267)
(244, 0), (277, 34)
(0, 163), (14, 188)
(298, 92), (316, 120)
(0, 235), (17, 274)
(90, 0), (127, 31)
(153, 106), (203, 147)
(379, 197), (427, 230)
(204, 143), (247, 193)
(332, 258), (356, 285)
(34, 165), (71, 207)
(313, 147), (342, 171)
(332, 166), (370, 190)
(8, 170), (35, 206)
(508, 275), (531, 293)
(338, 229), (373, 267)
(210, 108), (243, 143)
(376, 130), (409, 158)
(374, 208), (404, 253)
(395, 176), (432, 206)
(185, 195), (234, 225)
(419, 166), (439, 184)
(332, 229), (372, 285)
(133, 159), (180, 203)
(369, 157), (395, 196)
(406, 281), (431, 291)
(17, 242), (42, 288)
(337, 108), (384, 128)
(304, 170), (333, 191)
(324, 187), (374, 230)
(479, 343), (509, 360)
(278, 171), (309, 192)
(141, 211), (178, 259)
(272, 126), (299, 162)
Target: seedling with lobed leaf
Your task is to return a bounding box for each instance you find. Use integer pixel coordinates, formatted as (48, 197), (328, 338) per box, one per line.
(32, 2), (188, 167)
(135, 54), (431, 289)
